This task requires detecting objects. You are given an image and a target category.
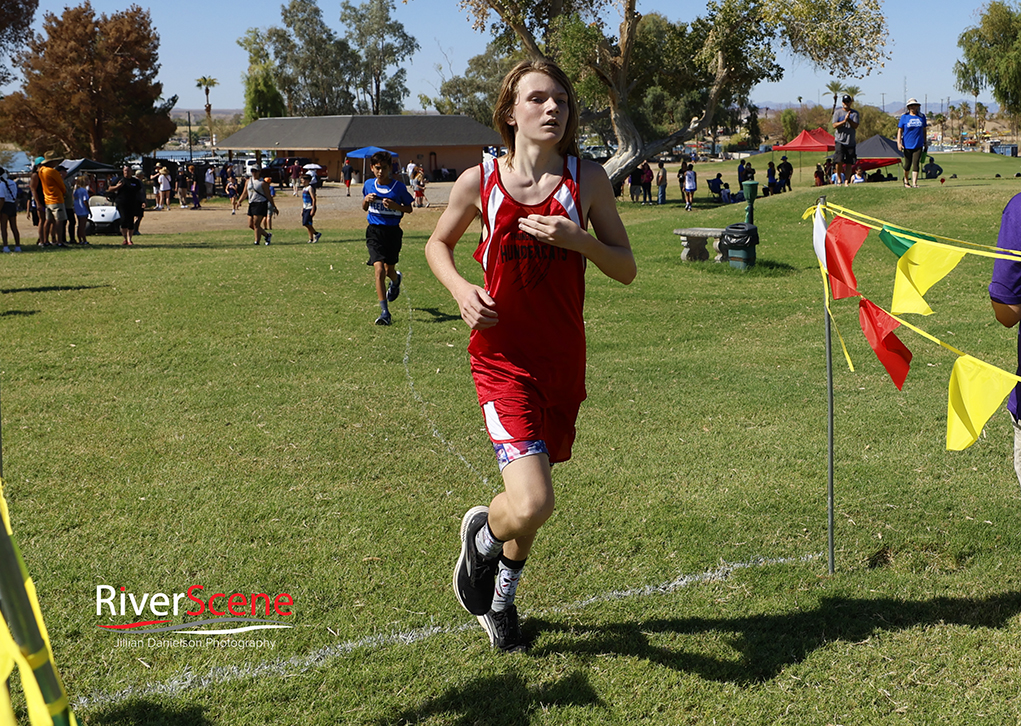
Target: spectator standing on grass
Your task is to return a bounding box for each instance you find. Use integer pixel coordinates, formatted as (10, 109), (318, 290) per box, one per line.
(683, 163), (697, 211)
(133, 170), (147, 235)
(0, 167), (22, 252)
(425, 58), (635, 653)
(629, 168), (641, 202)
(264, 177), (277, 230)
(737, 159), (747, 185)
(238, 171), (272, 246)
(219, 163), (230, 195)
(154, 167), (172, 210)
(640, 161), (653, 204)
(226, 176), (239, 215)
(412, 166), (429, 207)
(290, 160), (302, 196)
(177, 167), (190, 209)
(778, 155), (793, 191)
(989, 192), (1021, 489)
(72, 175), (90, 245)
(205, 166), (215, 198)
(362, 149), (413, 326)
(656, 161), (668, 205)
(342, 160), (353, 196)
(300, 173), (321, 244)
(897, 98), (927, 188)
(832, 94), (860, 187)
(188, 165), (202, 209)
(28, 158), (44, 244)
(38, 151), (67, 246)
(106, 166), (141, 246)
(62, 169), (75, 243)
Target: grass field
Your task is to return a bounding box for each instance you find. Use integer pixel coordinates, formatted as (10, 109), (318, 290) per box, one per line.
(4, 153), (1021, 724)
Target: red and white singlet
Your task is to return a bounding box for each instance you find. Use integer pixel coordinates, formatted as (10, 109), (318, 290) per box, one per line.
(469, 155), (588, 407)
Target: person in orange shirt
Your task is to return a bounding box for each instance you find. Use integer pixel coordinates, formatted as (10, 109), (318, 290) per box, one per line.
(38, 150), (67, 246)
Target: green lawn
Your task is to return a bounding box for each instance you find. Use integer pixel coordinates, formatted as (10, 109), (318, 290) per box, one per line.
(2, 153), (1021, 724)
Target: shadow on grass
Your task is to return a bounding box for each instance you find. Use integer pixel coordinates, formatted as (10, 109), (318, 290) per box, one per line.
(415, 307), (462, 323)
(84, 699), (210, 726)
(529, 591), (1021, 684)
(696, 258), (798, 276)
(1, 284), (110, 295)
(376, 669), (603, 725)
(0, 310), (39, 317)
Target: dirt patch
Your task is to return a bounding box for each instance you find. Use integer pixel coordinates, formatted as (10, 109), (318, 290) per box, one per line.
(136, 180), (455, 236)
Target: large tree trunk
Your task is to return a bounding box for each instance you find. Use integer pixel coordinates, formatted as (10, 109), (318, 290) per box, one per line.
(482, 0), (729, 187)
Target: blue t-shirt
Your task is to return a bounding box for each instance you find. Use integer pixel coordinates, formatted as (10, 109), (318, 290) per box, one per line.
(898, 113), (927, 150)
(363, 177), (413, 226)
(73, 187), (90, 216)
(990, 193), (1021, 417)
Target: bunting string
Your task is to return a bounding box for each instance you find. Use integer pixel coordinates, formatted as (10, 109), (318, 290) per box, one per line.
(807, 201), (1021, 259)
(808, 202), (1021, 450)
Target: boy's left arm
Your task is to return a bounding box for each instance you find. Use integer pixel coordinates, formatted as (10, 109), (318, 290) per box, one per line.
(517, 160), (636, 284)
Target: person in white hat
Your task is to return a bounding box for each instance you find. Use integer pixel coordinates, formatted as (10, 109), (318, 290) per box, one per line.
(897, 98), (927, 188)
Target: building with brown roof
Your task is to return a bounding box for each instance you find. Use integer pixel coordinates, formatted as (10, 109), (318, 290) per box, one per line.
(217, 115), (501, 183)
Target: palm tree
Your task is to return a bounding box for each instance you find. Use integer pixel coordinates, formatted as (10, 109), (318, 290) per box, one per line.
(196, 76), (219, 147)
(931, 113), (946, 145)
(825, 80), (845, 114)
(948, 105), (958, 147)
(975, 102), (988, 137)
(959, 101), (972, 145)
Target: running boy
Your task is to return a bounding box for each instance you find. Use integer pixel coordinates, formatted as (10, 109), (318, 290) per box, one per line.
(425, 59), (636, 652)
(301, 174), (321, 243)
(362, 150), (413, 326)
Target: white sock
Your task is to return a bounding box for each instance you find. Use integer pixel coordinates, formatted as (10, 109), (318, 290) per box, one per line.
(474, 522), (503, 559)
(491, 556), (525, 612)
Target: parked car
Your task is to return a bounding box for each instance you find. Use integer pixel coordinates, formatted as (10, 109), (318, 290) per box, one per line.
(263, 157), (330, 184)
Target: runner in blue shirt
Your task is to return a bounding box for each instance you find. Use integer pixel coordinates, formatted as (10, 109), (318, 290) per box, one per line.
(362, 150), (413, 326)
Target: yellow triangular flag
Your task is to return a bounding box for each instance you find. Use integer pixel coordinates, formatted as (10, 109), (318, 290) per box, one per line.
(947, 355), (1019, 450)
(891, 241), (966, 316)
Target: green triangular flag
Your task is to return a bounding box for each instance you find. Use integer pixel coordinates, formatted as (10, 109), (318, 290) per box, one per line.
(879, 224), (937, 258)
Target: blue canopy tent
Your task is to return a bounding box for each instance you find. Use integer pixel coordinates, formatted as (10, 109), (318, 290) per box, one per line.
(344, 147), (400, 186)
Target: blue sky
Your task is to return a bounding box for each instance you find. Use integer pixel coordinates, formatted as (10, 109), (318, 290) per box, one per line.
(1, 0), (998, 114)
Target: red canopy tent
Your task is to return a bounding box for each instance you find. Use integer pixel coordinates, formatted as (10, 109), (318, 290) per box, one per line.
(774, 128), (834, 153)
(773, 128), (835, 183)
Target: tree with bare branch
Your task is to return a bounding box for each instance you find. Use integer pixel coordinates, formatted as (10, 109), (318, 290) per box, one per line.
(455, 0), (888, 184)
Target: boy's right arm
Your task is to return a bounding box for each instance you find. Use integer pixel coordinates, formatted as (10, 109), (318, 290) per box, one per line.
(425, 167), (498, 330)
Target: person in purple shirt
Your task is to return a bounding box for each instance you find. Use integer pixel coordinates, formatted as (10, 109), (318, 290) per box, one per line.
(989, 192), (1021, 488)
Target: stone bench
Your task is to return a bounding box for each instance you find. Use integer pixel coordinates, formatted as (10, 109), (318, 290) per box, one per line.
(673, 227), (728, 262)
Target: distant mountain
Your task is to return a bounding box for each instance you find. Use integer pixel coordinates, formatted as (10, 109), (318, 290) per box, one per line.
(171, 108), (244, 120)
(752, 98), (1000, 115)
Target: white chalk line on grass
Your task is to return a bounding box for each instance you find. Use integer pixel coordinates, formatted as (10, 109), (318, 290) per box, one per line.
(73, 552), (822, 711)
(399, 283), (496, 492)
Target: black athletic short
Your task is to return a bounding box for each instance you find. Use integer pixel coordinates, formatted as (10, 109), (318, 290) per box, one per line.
(903, 147), (924, 173)
(834, 142), (856, 165)
(247, 201), (268, 217)
(365, 223), (403, 266)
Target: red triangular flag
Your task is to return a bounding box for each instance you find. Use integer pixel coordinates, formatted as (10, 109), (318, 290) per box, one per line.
(858, 298), (913, 389)
(826, 216), (870, 299)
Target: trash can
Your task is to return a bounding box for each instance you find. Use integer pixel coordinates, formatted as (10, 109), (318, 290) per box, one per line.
(721, 222), (759, 270)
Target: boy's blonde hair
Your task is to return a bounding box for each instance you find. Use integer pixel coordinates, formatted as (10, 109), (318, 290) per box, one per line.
(492, 58), (580, 165)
